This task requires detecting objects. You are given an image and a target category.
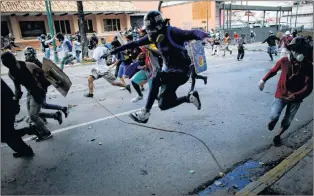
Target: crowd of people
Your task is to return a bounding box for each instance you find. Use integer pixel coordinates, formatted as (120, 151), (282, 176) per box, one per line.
(1, 10), (313, 158)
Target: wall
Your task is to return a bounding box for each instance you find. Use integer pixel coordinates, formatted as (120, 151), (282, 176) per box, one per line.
(131, 1), (159, 12)
(161, 1), (216, 30)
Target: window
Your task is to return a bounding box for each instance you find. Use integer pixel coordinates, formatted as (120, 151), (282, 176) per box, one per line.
(54, 20), (71, 34)
(103, 19), (121, 32)
(1, 21), (10, 37)
(19, 21), (46, 37)
(77, 19), (94, 33)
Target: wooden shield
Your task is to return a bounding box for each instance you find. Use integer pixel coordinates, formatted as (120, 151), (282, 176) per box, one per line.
(42, 58), (72, 97)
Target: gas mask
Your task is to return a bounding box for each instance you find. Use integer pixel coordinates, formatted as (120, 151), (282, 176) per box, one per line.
(147, 29), (164, 43)
(289, 50), (304, 62)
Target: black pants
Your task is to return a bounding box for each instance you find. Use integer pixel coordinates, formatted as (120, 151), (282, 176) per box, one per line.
(145, 71), (189, 111)
(1, 111), (32, 154)
(190, 67), (207, 92)
(237, 47), (244, 60)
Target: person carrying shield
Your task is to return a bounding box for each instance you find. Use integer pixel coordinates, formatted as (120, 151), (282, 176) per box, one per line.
(102, 10), (211, 123)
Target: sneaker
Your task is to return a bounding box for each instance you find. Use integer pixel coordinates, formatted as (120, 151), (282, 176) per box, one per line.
(55, 111), (63, 125)
(13, 146), (34, 158)
(188, 91), (201, 110)
(203, 76), (208, 85)
(62, 107), (69, 118)
(268, 120), (277, 131)
(273, 135), (282, 147)
(141, 86), (145, 91)
(131, 95), (143, 103)
(119, 87), (126, 90)
(84, 93), (94, 98)
(36, 131), (52, 142)
(129, 108), (150, 124)
(125, 85), (132, 94)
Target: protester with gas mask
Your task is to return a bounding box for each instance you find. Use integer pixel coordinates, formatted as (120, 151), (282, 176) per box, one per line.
(103, 10), (211, 123)
(262, 31), (280, 61)
(83, 36), (131, 98)
(24, 46), (68, 122)
(1, 51), (53, 142)
(258, 37), (313, 147)
(55, 32), (75, 70)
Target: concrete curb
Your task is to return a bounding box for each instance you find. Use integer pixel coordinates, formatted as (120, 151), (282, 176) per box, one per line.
(236, 138), (313, 196)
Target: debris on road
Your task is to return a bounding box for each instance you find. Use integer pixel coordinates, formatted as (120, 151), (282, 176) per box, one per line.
(214, 180), (223, 186)
(219, 172), (225, 177)
(98, 142), (102, 145)
(188, 169), (195, 174)
(91, 139), (95, 141)
(88, 127), (92, 129)
(140, 170), (148, 175)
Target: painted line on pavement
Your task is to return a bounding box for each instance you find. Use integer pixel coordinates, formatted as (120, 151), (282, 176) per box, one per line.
(1, 104), (158, 147)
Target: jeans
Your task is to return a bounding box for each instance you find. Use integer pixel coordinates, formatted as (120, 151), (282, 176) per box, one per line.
(60, 52), (75, 70)
(270, 98), (301, 130)
(42, 96), (63, 110)
(250, 37), (255, 43)
(237, 46), (245, 60)
(75, 50), (81, 63)
(27, 94), (54, 133)
(223, 44), (232, 55)
(267, 46), (277, 60)
(44, 48), (51, 59)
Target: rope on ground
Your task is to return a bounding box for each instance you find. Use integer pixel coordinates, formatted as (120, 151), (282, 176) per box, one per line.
(67, 70), (224, 171)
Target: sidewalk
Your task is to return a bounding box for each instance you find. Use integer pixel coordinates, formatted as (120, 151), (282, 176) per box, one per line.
(237, 138), (313, 195)
(197, 121), (313, 196)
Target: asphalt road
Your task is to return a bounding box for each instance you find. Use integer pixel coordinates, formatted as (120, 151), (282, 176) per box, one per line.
(1, 48), (313, 195)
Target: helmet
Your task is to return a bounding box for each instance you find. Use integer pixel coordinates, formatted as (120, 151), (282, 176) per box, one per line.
(287, 37), (311, 62)
(40, 34), (46, 39)
(285, 31), (290, 35)
(88, 36), (98, 50)
(142, 10), (164, 31)
(24, 46), (37, 62)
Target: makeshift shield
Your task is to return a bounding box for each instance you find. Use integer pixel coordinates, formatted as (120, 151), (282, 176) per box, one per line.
(148, 51), (161, 78)
(189, 41), (207, 74)
(42, 58), (72, 97)
(117, 32), (127, 45)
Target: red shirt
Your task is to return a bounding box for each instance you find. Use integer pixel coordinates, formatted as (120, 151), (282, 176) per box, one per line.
(262, 57), (313, 102)
(234, 34), (239, 39)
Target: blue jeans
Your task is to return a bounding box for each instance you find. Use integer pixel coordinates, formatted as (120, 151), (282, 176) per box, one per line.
(270, 98), (301, 130)
(42, 96), (63, 111)
(75, 50), (81, 63)
(118, 62), (125, 78)
(44, 48), (51, 59)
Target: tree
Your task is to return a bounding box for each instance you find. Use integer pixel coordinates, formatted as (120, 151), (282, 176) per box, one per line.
(158, 1), (163, 12)
(77, 1), (88, 58)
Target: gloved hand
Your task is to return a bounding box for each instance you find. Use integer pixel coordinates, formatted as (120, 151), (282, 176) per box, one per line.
(258, 80), (265, 91)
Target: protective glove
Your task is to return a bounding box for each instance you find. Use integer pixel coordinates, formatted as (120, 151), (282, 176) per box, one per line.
(258, 80), (265, 91)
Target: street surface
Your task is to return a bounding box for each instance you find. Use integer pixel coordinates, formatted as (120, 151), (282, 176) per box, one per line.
(1, 46), (313, 195)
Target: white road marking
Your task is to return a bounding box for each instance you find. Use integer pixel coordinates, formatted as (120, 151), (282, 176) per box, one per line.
(1, 104), (158, 147)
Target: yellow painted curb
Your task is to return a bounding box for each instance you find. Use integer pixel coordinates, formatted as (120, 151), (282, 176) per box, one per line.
(236, 138), (313, 196)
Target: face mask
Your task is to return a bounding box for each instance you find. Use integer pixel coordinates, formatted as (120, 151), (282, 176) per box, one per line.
(291, 51), (304, 62)
(147, 29), (164, 43)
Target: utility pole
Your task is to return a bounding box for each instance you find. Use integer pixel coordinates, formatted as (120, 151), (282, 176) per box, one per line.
(44, 0), (59, 62)
(294, 1), (299, 29)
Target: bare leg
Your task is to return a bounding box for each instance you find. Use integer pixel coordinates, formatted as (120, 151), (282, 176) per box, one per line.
(88, 76), (94, 94)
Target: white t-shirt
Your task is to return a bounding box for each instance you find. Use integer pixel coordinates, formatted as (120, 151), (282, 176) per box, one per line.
(93, 46), (109, 74)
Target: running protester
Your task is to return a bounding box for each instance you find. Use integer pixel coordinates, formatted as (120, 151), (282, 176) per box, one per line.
(40, 34), (54, 59)
(258, 37), (313, 147)
(24, 46), (69, 122)
(73, 35), (81, 63)
(55, 33), (75, 70)
(237, 34), (246, 61)
(103, 10), (211, 123)
(1, 52), (53, 142)
(262, 31), (280, 61)
(223, 32), (232, 56)
(83, 36), (131, 98)
(279, 31), (292, 57)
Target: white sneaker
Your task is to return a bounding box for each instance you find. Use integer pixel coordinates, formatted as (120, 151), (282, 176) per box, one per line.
(131, 95), (143, 103)
(120, 87), (126, 90)
(189, 91), (201, 110)
(129, 108), (150, 124)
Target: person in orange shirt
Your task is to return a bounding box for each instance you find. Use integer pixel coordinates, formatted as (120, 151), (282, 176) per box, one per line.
(223, 33), (232, 56)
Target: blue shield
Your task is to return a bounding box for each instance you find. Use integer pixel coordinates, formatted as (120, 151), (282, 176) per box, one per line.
(189, 41), (207, 74)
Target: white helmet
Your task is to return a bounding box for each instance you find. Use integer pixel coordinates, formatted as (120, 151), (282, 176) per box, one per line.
(285, 31), (290, 35)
